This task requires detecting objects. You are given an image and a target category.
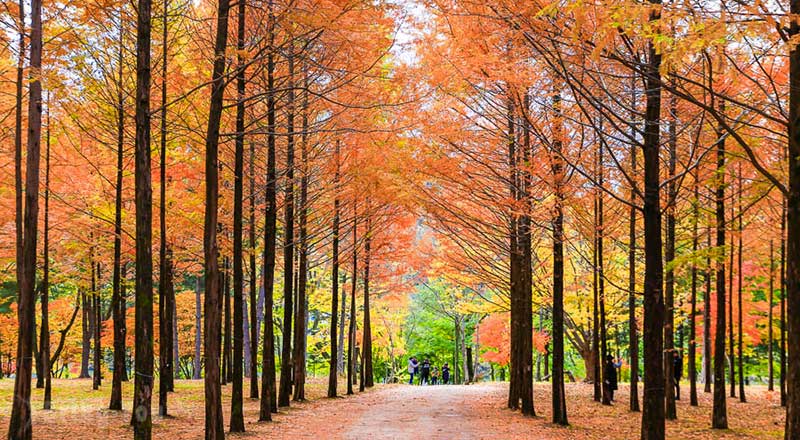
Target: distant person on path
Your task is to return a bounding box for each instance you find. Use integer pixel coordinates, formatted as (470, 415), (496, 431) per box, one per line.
(408, 357), (419, 385)
(431, 366), (439, 385)
(441, 363), (450, 385)
(420, 358), (431, 385)
(603, 355), (620, 402)
(673, 351), (683, 400)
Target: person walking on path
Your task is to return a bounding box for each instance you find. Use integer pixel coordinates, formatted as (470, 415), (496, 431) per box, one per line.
(431, 366), (439, 385)
(441, 363), (450, 385)
(408, 357), (419, 385)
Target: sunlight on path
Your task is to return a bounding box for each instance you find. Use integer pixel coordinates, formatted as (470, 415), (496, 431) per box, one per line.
(345, 384), (499, 439)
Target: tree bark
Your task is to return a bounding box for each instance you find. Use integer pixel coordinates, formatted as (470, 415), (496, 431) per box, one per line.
(736, 167), (745, 403)
(712, 97), (729, 430)
(110, 15), (127, 410)
(689, 174), (699, 406)
(194, 277), (202, 380)
(784, 1), (800, 434)
(628, 89), (640, 411)
(229, 0), (247, 430)
(41, 103), (51, 410)
(640, 10), (666, 436)
(327, 141), (341, 398)
(202, 0), (231, 436)
(278, 47), (296, 408)
(259, 0), (278, 417)
(132, 0), (155, 435)
(551, 92), (568, 426)
(347, 213), (358, 396)
(292, 69), (309, 402)
(664, 93), (677, 420)
(362, 216), (374, 389)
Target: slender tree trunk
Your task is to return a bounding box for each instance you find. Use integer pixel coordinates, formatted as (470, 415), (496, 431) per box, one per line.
(327, 141), (341, 398)
(704, 223), (713, 393)
(41, 103), (51, 410)
(347, 213), (358, 396)
(259, 0), (278, 417)
(110, 16), (126, 409)
(598, 143), (610, 406)
(194, 277), (202, 380)
(278, 47), (296, 408)
(737, 167), (745, 403)
(689, 174), (699, 406)
(131, 0), (155, 435)
(728, 193), (735, 399)
(362, 216), (373, 389)
(507, 93), (520, 409)
(784, 2), (800, 434)
(769, 240), (775, 391)
(628, 90), (640, 411)
(81, 291), (90, 378)
(664, 94), (677, 419)
(781, 198), (787, 407)
(94, 263), (102, 390)
(292, 71), (309, 402)
(712, 98), (729, 430)
(551, 92), (567, 426)
(640, 11), (666, 436)
(158, 0), (173, 417)
(223, 258), (231, 384)
(202, 0), (231, 436)
(7, 0), (41, 427)
(249, 139), (258, 398)
(229, 0), (247, 430)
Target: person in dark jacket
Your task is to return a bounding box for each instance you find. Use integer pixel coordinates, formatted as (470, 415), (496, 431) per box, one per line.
(441, 363), (450, 384)
(420, 359), (431, 385)
(673, 351), (683, 400)
(603, 355), (620, 403)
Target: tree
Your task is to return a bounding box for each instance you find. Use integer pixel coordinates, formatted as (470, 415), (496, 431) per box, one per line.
(202, 0), (232, 436)
(8, 0), (43, 436)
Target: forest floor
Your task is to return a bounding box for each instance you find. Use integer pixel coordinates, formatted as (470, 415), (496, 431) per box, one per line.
(0, 377), (786, 439)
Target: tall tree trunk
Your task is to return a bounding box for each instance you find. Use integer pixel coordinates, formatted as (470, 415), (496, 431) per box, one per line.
(507, 93), (520, 409)
(278, 47), (296, 408)
(664, 93), (677, 420)
(327, 141), (341, 398)
(704, 221), (713, 393)
(229, 0), (247, 430)
(640, 7), (666, 436)
(728, 192), (735, 399)
(202, 0), (231, 436)
(292, 70), (309, 402)
(110, 15), (127, 409)
(132, 0), (155, 435)
(598, 142), (609, 406)
(249, 138), (258, 398)
(781, 198), (787, 407)
(158, 0), (173, 418)
(737, 166), (745, 402)
(784, 1), (800, 433)
(347, 213), (358, 396)
(8, 0), (41, 432)
(194, 277), (202, 380)
(769, 240), (775, 392)
(93, 258), (101, 390)
(259, 0), (278, 417)
(41, 102), (51, 410)
(223, 258), (231, 384)
(628, 86), (640, 411)
(689, 174), (699, 406)
(362, 215), (374, 389)
(712, 98), (729, 430)
(551, 92), (567, 426)
(81, 293), (90, 378)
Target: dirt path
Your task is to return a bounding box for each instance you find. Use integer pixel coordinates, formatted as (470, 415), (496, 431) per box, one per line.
(345, 384), (504, 439)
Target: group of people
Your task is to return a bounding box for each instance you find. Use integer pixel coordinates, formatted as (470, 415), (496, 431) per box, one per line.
(408, 357), (450, 385)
